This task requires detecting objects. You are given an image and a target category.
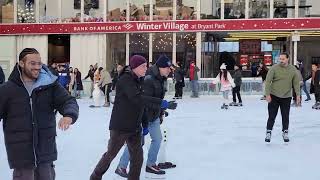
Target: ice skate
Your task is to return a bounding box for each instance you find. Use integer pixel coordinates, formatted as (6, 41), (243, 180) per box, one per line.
(145, 165), (166, 179)
(114, 167), (128, 178)
(282, 130), (289, 142)
(229, 102), (237, 106)
(265, 130), (272, 142)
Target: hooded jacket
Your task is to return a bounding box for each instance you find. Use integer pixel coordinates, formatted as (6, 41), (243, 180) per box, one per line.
(0, 64), (79, 169)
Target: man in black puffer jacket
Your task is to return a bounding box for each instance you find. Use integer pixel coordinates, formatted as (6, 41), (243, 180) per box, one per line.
(0, 48), (79, 180)
(114, 55), (178, 178)
(90, 55), (172, 180)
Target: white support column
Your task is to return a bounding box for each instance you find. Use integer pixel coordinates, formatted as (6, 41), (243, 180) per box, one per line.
(149, 0), (153, 20)
(196, 0), (201, 19)
(292, 31), (300, 65)
(295, 0), (299, 18)
(35, 0), (40, 23)
(172, 0), (177, 65)
(126, 0), (130, 65)
(196, 32), (202, 78)
(58, 0), (62, 23)
(270, 0), (274, 18)
(14, 0), (17, 23)
(103, 0), (107, 22)
(221, 0), (225, 19)
(126, 0), (130, 21)
(81, 0), (84, 22)
(245, 0), (249, 19)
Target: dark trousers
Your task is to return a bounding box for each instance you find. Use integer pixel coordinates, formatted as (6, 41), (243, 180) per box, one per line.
(174, 82), (184, 98)
(90, 130), (143, 180)
(13, 163), (55, 180)
(315, 93), (320, 102)
(266, 95), (291, 132)
(232, 86), (242, 103)
(101, 84), (112, 102)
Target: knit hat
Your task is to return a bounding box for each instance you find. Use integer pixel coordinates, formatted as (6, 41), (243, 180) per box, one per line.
(220, 63), (227, 70)
(156, 55), (172, 68)
(129, 55), (147, 69)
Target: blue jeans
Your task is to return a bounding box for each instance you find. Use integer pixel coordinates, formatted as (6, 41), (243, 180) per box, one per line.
(190, 80), (199, 97)
(118, 118), (162, 168)
(302, 81), (311, 100)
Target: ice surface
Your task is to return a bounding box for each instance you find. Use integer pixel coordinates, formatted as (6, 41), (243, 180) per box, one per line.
(1, 95), (320, 180)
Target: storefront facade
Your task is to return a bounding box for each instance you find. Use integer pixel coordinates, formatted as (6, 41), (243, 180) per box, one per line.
(1, 0), (320, 85)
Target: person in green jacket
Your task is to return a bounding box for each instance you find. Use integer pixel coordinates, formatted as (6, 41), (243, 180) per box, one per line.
(264, 52), (301, 143)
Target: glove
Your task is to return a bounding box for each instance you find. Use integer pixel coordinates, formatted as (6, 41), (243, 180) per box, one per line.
(142, 127), (149, 136)
(167, 101), (177, 110)
(161, 100), (169, 109)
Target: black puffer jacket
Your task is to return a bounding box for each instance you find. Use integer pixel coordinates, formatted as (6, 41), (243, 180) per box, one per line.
(144, 65), (166, 122)
(0, 66), (4, 84)
(109, 66), (162, 133)
(0, 65), (79, 169)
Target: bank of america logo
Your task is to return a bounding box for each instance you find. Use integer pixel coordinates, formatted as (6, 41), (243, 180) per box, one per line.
(123, 23), (133, 30)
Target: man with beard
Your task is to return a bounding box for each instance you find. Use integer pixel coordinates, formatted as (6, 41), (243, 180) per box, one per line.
(264, 52), (300, 143)
(0, 48), (79, 180)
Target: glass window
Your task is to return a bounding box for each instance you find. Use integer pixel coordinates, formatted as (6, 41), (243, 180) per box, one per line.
(201, 32), (217, 78)
(152, 33), (173, 64)
(39, 0), (60, 23)
(130, 33), (150, 62)
(130, 0), (150, 21)
(153, 0), (173, 20)
(1, 0), (14, 23)
(107, 34), (126, 66)
(107, 0), (126, 21)
(274, 0), (296, 18)
(299, 0), (312, 17)
(177, 0), (197, 20)
(201, 0), (221, 19)
(225, 0), (245, 19)
(62, 0), (80, 22)
(177, 33), (196, 71)
(84, 0), (104, 22)
(17, 0), (36, 23)
(261, 41), (272, 52)
(219, 42), (239, 52)
(249, 0), (269, 18)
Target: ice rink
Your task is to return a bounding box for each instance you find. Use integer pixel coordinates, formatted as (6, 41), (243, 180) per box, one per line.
(1, 95), (320, 180)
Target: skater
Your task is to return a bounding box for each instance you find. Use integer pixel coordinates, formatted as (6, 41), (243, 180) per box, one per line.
(311, 63), (320, 109)
(291, 65), (303, 107)
(72, 68), (83, 99)
(298, 60), (312, 101)
(98, 67), (112, 107)
(188, 60), (200, 98)
(115, 55), (178, 178)
(257, 62), (268, 100)
(264, 53), (301, 143)
(90, 55), (175, 180)
(0, 48), (79, 180)
(84, 65), (96, 98)
(230, 64), (243, 106)
(173, 61), (185, 99)
(213, 63), (235, 109)
(0, 65), (5, 84)
(49, 62), (59, 76)
(57, 65), (70, 91)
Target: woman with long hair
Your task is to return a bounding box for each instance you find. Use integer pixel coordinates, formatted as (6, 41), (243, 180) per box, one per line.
(73, 68), (83, 98)
(212, 63), (235, 109)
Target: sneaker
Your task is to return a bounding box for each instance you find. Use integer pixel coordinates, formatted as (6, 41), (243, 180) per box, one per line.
(265, 130), (272, 142)
(229, 102), (237, 106)
(158, 162), (177, 169)
(115, 167), (128, 178)
(146, 165), (165, 175)
(312, 102), (320, 109)
(282, 130), (289, 142)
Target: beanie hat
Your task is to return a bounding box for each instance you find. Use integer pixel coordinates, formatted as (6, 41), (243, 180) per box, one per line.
(156, 55), (172, 68)
(220, 63), (227, 70)
(129, 55), (147, 69)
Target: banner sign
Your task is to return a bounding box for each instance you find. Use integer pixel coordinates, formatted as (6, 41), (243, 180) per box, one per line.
(0, 18), (319, 35)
